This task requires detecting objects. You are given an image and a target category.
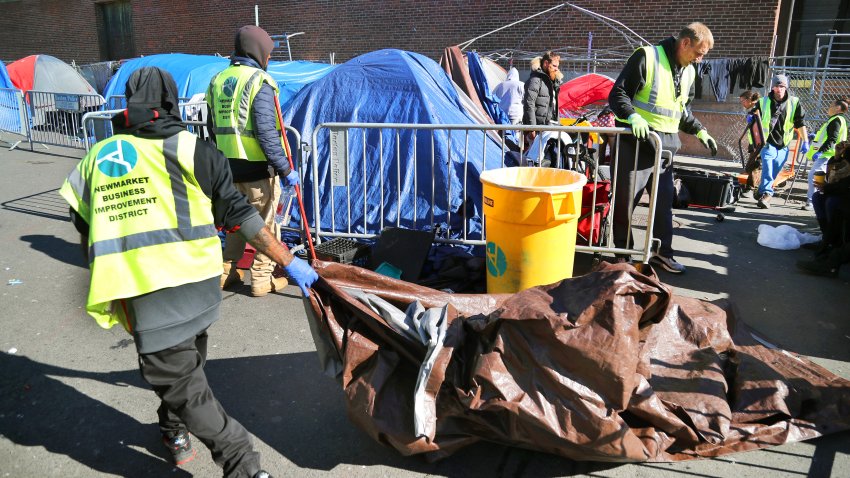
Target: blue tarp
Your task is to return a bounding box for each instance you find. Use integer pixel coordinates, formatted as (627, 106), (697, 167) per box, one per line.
(103, 53), (334, 111)
(267, 61), (335, 111)
(103, 54), (229, 107)
(0, 62), (13, 89)
(282, 49), (506, 241)
(466, 51), (513, 127)
(0, 62), (23, 135)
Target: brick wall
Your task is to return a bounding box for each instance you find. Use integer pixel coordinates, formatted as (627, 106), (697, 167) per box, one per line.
(1, 0), (781, 65)
(0, 0), (100, 64)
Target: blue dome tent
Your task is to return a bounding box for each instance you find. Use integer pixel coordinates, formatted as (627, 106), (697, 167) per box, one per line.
(283, 49), (507, 242)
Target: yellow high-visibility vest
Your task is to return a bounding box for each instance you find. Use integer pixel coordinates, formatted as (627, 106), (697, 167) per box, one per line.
(59, 131), (222, 330)
(205, 64), (281, 161)
(759, 96), (800, 146)
(806, 115), (847, 160)
(631, 45), (695, 133)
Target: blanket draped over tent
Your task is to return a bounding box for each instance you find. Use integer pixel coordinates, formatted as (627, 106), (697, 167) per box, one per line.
(306, 260), (850, 462)
(283, 49), (506, 240)
(465, 51), (512, 127)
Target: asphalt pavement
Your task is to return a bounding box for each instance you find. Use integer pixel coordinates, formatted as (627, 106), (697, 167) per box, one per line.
(0, 141), (847, 477)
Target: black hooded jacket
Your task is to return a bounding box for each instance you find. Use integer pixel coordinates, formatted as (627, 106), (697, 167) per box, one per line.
(70, 67), (265, 353)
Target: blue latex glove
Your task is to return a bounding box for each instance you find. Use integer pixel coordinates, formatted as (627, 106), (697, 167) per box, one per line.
(808, 133), (816, 141)
(628, 113), (649, 139)
(696, 129), (718, 156)
(812, 151), (822, 162)
(284, 257), (318, 296)
(284, 170), (300, 187)
(799, 141), (810, 154)
(745, 114), (753, 124)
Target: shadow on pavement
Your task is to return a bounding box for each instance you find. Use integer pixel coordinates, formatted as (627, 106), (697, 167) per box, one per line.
(1, 188), (70, 222)
(3, 349), (849, 477)
(20, 234), (87, 268)
(0, 353), (189, 477)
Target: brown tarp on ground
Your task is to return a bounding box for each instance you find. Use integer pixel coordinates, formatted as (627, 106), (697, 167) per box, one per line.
(305, 260), (850, 462)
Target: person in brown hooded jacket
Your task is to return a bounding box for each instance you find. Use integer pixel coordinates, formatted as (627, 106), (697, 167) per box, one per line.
(206, 25), (299, 297)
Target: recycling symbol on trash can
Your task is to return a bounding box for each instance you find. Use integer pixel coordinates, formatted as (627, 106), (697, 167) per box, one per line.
(486, 241), (507, 277)
(222, 76), (238, 98)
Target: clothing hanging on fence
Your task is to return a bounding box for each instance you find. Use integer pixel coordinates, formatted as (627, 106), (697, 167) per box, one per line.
(694, 57), (771, 102)
(694, 61), (710, 100)
(737, 57), (770, 89)
(706, 58), (734, 102)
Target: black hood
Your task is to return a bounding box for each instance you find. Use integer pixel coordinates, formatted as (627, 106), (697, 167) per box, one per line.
(112, 66), (185, 138)
(234, 25), (274, 70)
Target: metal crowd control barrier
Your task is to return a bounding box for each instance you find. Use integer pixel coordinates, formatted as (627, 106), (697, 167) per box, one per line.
(309, 122), (663, 263)
(24, 91), (106, 150)
(0, 88), (28, 150)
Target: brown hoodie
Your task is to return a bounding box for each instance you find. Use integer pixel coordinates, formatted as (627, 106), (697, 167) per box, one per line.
(234, 25), (274, 70)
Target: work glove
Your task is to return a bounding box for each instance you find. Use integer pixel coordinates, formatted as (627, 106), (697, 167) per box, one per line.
(808, 133), (816, 141)
(811, 151), (822, 162)
(284, 256), (318, 297)
(628, 113), (649, 139)
(745, 114), (754, 124)
(284, 170), (300, 187)
(799, 140), (810, 154)
(696, 129), (718, 156)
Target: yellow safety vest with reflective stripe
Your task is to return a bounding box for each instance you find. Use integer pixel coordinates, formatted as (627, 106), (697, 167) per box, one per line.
(632, 45), (695, 133)
(205, 64), (281, 161)
(806, 115), (847, 160)
(59, 131), (222, 331)
(759, 96), (799, 146)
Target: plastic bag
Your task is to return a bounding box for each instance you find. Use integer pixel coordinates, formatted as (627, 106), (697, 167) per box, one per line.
(756, 224), (820, 250)
(275, 185), (296, 226)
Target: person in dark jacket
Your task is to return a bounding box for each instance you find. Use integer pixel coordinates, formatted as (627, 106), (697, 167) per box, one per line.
(207, 25), (299, 297)
(798, 140), (850, 276)
(61, 67), (317, 478)
(608, 23), (717, 274)
(522, 51), (562, 141)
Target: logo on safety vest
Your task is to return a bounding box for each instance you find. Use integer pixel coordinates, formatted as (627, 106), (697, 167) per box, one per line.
(96, 140), (138, 178)
(486, 241), (507, 277)
(222, 76), (238, 98)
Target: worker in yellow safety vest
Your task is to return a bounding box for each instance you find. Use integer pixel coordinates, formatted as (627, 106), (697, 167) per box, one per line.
(609, 22), (718, 274)
(803, 98), (848, 210)
(60, 66), (316, 478)
(751, 74), (808, 209)
(206, 25), (300, 297)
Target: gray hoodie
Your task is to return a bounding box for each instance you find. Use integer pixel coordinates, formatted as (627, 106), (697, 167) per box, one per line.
(492, 67), (524, 123)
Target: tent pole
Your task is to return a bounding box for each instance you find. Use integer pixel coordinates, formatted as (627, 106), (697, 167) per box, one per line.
(458, 3), (566, 51)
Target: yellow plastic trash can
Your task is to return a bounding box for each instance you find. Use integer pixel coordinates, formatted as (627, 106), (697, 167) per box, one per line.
(480, 167), (586, 293)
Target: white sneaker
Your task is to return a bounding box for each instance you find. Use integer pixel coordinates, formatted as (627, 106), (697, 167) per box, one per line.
(649, 254), (686, 274)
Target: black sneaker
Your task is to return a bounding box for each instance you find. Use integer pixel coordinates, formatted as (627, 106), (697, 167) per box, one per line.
(162, 431), (197, 466)
(649, 254), (686, 273)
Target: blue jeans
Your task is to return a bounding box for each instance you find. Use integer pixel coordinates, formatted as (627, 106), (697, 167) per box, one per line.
(758, 143), (789, 196)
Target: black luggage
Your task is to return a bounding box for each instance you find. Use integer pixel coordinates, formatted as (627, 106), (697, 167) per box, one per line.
(673, 167), (738, 208)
